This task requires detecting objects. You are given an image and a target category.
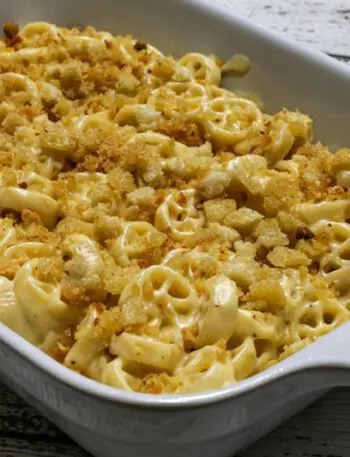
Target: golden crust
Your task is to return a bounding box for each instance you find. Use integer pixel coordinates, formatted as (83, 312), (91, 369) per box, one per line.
(0, 21), (349, 395)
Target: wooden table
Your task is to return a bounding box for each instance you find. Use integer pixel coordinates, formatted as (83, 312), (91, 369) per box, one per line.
(1, 1), (350, 456)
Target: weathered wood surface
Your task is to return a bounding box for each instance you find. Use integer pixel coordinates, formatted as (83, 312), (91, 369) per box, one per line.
(218, 0), (350, 56)
(1, 0), (350, 456)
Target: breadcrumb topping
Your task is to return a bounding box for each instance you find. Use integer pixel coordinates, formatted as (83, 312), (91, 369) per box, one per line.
(0, 21), (349, 395)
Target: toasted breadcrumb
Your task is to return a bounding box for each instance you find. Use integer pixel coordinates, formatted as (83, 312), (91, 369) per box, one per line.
(203, 198), (237, 224)
(0, 21), (349, 395)
(267, 246), (311, 268)
(250, 284), (286, 313)
(104, 265), (141, 295)
(158, 119), (204, 147)
(253, 219), (289, 249)
(107, 166), (136, 194)
(33, 257), (64, 283)
(224, 208), (263, 232)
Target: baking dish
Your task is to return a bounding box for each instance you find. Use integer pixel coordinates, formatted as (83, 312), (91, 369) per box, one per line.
(1, 1), (350, 456)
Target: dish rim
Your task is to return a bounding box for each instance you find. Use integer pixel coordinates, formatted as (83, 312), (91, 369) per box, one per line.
(1, 322), (349, 408)
(1, 0), (350, 409)
(186, 0), (350, 77)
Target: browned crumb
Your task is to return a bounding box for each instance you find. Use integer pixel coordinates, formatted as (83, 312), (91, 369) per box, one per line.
(133, 40), (148, 52)
(33, 257), (64, 283)
(3, 22), (21, 47)
(107, 166), (136, 194)
(46, 328), (76, 363)
(135, 372), (175, 394)
(21, 209), (43, 225)
(182, 325), (199, 351)
(0, 150), (13, 168)
(103, 263), (141, 295)
(158, 119), (204, 147)
(3, 22), (19, 39)
(60, 277), (105, 307)
(295, 226), (314, 240)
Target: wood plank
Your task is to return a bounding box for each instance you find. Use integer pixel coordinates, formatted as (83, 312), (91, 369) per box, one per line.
(241, 388), (350, 457)
(0, 387), (59, 438)
(0, 437), (89, 457)
(217, 0), (350, 57)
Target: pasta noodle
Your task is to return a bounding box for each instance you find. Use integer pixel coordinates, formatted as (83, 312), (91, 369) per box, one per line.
(0, 21), (349, 395)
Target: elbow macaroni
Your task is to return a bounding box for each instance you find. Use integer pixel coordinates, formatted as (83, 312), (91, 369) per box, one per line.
(0, 21), (349, 395)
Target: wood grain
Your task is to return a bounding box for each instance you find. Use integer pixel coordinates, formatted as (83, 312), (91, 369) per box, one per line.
(1, 1), (350, 456)
(217, 0), (350, 56)
(0, 438), (89, 457)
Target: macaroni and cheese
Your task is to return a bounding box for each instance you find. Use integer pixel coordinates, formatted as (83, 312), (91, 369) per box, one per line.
(0, 21), (349, 394)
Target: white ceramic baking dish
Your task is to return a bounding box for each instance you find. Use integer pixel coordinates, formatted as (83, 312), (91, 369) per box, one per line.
(1, 1), (350, 456)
